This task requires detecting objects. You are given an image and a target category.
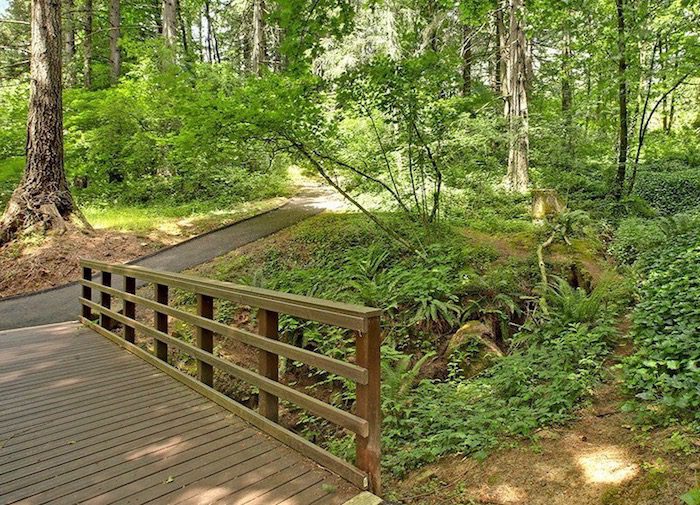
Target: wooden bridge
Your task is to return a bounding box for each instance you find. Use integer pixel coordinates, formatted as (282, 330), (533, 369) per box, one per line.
(0, 260), (383, 505)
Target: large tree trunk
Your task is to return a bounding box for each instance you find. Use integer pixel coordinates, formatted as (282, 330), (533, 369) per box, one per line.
(162, 0), (177, 47)
(461, 24), (472, 96)
(82, 0), (92, 88)
(503, 0), (529, 193)
(0, 0), (83, 245)
(251, 0), (265, 75)
(108, 0), (120, 83)
(613, 0), (628, 199)
(63, 0), (75, 85)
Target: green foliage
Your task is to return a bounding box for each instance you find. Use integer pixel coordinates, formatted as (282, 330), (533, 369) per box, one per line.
(381, 303), (618, 475)
(635, 167), (700, 216)
(609, 217), (664, 265)
(681, 488), (700, 505)
(0, 156), (23, 209)
(623, 226), (700, 428)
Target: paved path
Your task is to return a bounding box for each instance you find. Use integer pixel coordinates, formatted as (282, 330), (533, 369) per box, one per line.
(0, 188), (334, 330)
(0, 322), (359, 504)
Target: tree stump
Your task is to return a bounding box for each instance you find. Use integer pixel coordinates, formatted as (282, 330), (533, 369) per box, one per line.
(532, 189), (565, 221)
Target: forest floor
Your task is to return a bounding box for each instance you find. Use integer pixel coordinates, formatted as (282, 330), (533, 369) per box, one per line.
(0, 197), (287, 298)
(386, 367), (700, 505)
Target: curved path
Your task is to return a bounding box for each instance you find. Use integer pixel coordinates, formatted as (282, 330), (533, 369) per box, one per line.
(0, 187), (336, 330)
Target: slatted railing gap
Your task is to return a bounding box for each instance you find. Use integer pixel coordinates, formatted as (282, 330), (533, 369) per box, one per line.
(78, 258), (382, 494)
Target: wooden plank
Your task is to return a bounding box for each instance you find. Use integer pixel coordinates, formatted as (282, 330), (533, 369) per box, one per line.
(19, 427), (253, 504)
(82, 266), (92, 319)
(211, 460), (309, 505)
(0, 377), (179, 439)
(124, 276), (136, 343)
(80, 301), (369, 437)
(355, 316), (382, 495)
(245, 470), (324, 505)
(80, 279), (368, 384)
(0, 388), (195, 458)
(100, 271), (113, 329)
(124, 443), (279, 504)
(196, 293), (214, 386)
(81, 318), (369, 490)
(0, 368), (171, 424)
(0, 413), (231, 499)
(0, 395), (210, 467)
(80, 259), (382, 330)
(151, 449), (286, 505)
(258, 308), (279, 423)
(82, 438), (273, 504)
(154, 283), (169, 361)
(0, 417), (234, 503)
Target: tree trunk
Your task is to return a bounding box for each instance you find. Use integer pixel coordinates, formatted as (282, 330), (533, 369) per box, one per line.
(494, 2), (506, 97)
(162, 0), (177, 47)
(63, 0), (75, 85)
(108, 0), (120, 83)
(0, 0), (83, 245)
(613, 0), (628, 200)
(503, 0), (529, 193)
(83, 0), (92, 88)
(251, 0), (266, 75)
(461, 24), (472, 96)
(561, 28), (573, 166)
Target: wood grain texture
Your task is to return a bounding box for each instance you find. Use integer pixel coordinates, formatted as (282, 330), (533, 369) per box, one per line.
(0, 323), (361, 505)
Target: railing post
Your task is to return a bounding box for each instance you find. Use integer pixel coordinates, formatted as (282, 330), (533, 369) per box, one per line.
(196, 294), (214, 386)
(258, 308), (279, 423)
(81, 266), (92, 319)
(154, 284), (169, 361)
(355, 315), (381, 494)
(100, 272), (112, 330)
(124, 276), (136, 343)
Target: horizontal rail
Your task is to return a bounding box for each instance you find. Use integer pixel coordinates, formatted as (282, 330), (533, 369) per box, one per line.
(80, 259), (382, 331)
(80, 298), (369, 437)
(79, 279), (368, 384)
(79, 317), (369, 490)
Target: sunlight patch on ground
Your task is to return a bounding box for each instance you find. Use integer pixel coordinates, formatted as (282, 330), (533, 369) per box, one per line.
(478, 483), (527, 504)
(577, 446), (639, 484)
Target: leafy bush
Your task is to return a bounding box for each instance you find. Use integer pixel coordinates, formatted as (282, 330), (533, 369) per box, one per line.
(609, 218), (664, 265)
(623, 227), (700, 428)
(381, 302), (618, 474)
(634, 168), (700, 216)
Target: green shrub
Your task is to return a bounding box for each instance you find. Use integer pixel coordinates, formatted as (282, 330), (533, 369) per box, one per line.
(634, 168), (700, 216)
(623, 227), (700, 428)
(609, 218), (664, 265)
(381, 307), (617, 474)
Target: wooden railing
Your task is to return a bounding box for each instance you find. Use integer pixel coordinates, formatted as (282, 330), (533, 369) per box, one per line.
(78, 259), (383, 493)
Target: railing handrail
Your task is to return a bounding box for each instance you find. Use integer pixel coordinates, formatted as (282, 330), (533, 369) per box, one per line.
(78, 258), (383, 494)
(80, 259), (382, 331)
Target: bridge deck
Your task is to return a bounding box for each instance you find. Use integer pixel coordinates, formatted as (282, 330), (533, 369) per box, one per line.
(0, 323), (360, 505)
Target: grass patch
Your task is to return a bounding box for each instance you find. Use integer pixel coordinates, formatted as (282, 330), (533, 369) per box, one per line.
(82, 197), (288, 239)
(0, 156), (24, 209)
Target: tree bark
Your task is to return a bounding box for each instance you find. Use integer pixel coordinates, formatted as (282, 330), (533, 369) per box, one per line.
(251, 0), (266, 75)
(561, 27), (573, 166)
(613, 0), (628, 200)
(162, 0), (177, 47)
(461, 24), (472, 96)
(108, 0), (120, 83)
(83, 0), (92, 88)
(63, 0), (75, 86)
(494, 2), (506, 96)
(503, 0), (529, 193)
(0, 0), (83, 245)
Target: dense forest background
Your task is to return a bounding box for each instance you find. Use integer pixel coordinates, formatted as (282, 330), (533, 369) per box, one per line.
(1, 0), (699, 503)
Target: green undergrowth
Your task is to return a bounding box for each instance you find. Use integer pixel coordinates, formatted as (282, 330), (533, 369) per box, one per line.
(181, 210), (624, 476)
(0, 156), (23, 209)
